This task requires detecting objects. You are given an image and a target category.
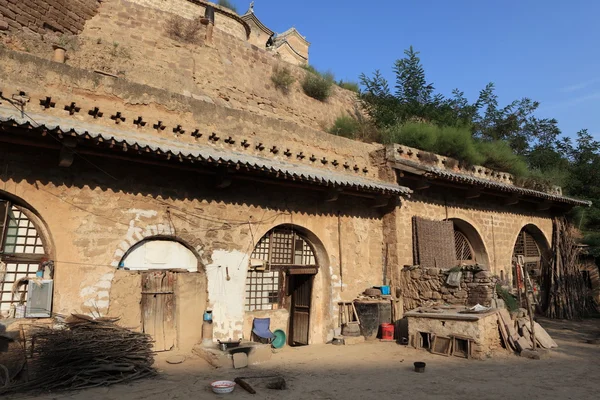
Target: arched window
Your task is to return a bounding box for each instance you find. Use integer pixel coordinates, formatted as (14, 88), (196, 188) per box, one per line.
(0, 201), (49, 316)
(513, 229), (542, 277)
(245, 227), (317, 311)
(454, 229), (474, 263)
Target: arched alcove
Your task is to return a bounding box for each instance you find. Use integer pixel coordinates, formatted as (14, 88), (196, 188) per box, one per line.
(0, 191), (54, 318)
(119, 236), (200, 272)
(447, 218), (490, 269)
(245, 224), (329, 346)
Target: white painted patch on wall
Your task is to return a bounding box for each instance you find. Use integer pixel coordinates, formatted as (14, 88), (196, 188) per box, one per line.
(206, 249), (249, 340)
(121, 240), (198, 272)
(80, 272), (115, 315)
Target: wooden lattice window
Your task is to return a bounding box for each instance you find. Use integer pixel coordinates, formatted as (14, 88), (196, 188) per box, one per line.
(0, 201), (48, 315)
(245, 228), (317, 311)
(513, 229), (542, 277)
(454, 229), (474, 263)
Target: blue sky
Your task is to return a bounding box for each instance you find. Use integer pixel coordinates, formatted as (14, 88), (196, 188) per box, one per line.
(233, 0), (600, 139)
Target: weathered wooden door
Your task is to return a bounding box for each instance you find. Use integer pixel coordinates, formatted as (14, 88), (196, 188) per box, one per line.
(141, 271), (176, 352)
(290, 274), (313, 346)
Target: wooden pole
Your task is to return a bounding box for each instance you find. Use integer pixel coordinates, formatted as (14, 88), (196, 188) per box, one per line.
(522, 262), (537, 350)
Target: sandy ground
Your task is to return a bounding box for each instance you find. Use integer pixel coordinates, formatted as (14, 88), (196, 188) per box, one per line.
(8, 318), (600, 400)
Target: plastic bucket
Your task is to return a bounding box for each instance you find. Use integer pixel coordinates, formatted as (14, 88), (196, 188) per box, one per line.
(379, 285), (391, 295)
(380, 323), (394, 341)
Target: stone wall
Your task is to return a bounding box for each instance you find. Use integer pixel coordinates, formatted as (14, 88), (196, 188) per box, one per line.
(399, 267), (497, 311)
(125, 0), (249, 40)
(1, 0), (359, 132)
(0, 0), (100, 34)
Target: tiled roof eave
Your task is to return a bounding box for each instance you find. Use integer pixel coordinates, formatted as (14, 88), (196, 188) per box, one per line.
(0, 107), (411, 198)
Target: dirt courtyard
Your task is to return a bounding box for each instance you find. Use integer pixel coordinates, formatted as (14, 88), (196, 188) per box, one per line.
(9, 318), (600, 400)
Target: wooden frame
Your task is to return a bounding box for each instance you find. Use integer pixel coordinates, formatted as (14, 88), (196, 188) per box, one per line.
(430, 335), (452, 356)
(452, 335), (472, 359)
(416, 331), (432, 350)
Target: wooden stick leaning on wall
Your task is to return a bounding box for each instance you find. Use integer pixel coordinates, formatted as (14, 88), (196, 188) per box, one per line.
(519, 255), (536, 350)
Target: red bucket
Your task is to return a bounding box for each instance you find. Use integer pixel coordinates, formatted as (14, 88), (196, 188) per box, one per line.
(380, 323), (394, 341)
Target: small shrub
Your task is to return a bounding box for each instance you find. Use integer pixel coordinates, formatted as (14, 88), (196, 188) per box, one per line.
(382, 122), (438, 150)
(302, 71), (334, 102)
(435, 125), (483, 166)
(271, 66), (295, 93)
(300, 64), (319, 75)
(329, 115), (360, 138)
(165, 15), (204, 43)
(217, 0), (238, 13)
(514, 168), (568, 192)
(338, 80), (360, 93)
(476, 140), (528, 177)
(496, 284), (519, 312)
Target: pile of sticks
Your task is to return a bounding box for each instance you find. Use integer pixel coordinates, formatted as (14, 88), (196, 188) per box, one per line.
(1, 315), (155, 393)
(544, 218), (597, 319)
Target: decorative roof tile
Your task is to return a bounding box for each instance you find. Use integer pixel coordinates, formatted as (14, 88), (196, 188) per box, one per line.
(0, 107), (410, 197)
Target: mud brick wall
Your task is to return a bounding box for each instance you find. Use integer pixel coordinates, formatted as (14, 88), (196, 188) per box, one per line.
(399, 267), (497, 311)
(0, 0), (100, 34)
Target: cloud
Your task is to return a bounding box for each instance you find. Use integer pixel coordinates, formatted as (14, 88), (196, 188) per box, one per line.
(560, 78), (600, 93)
(539, 92), (600, 112)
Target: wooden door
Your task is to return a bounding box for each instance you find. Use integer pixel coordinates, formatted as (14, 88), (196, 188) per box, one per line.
(290, 274), (313, 346)
(141, 271), (176, 352)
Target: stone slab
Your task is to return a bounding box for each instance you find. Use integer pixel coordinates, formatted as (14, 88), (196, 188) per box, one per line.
(233, 352), (249, 369)
(343, 336), (365, 345)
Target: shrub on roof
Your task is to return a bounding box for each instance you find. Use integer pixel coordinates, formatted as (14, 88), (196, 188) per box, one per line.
(329, 115), (360, 139)
(476, 140), (528, 177)
(337, 80), (360, 93)
(302, 70), (334, 102)
(217, 0), (238, 13)
(165, 15), (204, 43)
(271, 65), (295, 94)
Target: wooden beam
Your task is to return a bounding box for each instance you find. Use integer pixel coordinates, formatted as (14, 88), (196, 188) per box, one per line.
(414, 178), (431, 191)
(373, 196), (392, 208)
(58, 137), (77, 168)
(537, 201), (551, 211)
(215, 173), (232, 189)
(324, 187), (342, 202)
(504, 194), (520, 206)
(464, 187), (481, 199)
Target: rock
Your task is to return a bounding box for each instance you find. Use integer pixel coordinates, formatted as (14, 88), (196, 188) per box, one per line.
(420, 291), (432, 299)
(431, 292), (442, 300)
(520, 349), (551, 360)
(475, 271), (491, 279)
(426, 268), (440, 276)
(166, 354), (186, 364)
(0, 20), (8, 31)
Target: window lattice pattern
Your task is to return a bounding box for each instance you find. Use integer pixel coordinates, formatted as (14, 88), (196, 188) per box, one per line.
(0, 262), (40, 311)
(454, 230), (474, 262)
(513, 231), (541, 258)
(1, 204), (47, 314)
(244, 270), (280, 311)
(3, 207), (45, 255)
(250, 230), (316, 266)
(246, 229), (317, 311)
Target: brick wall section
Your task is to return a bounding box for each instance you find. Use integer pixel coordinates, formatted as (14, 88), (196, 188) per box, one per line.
(126, 0), (249, 40)
(0, 0), (100, 34)
(68, 0), (359, 132)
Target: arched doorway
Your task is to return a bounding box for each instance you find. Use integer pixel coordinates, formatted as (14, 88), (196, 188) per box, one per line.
(119, 237), (206, 352)
(447, 218), (490, 268)
(247, 225), (319, 346)
(0, 198), (53, 318)
(512, 224), (550, 305)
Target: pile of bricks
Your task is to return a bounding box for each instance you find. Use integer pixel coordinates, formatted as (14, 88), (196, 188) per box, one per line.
(0, 0), (100, 34)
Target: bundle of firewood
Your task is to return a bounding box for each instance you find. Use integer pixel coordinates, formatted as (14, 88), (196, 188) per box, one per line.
(1, 315), (155, 393)
(544, 218), (597, 319)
